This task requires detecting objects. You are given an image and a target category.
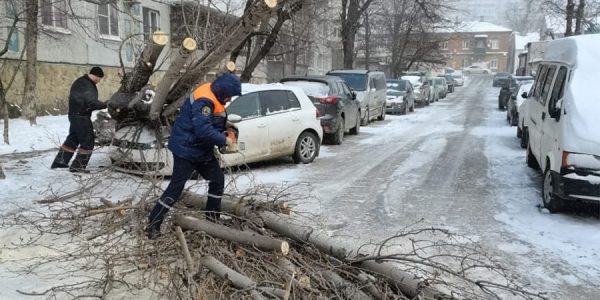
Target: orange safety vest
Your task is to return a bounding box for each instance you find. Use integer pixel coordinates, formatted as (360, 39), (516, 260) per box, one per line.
(192, 83), (225, 114)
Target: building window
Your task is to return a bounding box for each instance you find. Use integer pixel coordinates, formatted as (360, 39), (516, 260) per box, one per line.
(142, 7), (160, 40)
(98, 3), (119, 37)
(490, 58), (498, 69)
(41, 0), (67, 29)
(490, 39), (499, 49)
(8, 31), (19, 52)
(462, 39), (470, 49)
(441, 41), (448, 50)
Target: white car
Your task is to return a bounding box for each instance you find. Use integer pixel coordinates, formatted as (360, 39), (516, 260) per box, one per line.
(110, 84), (323, 176)
(516, 82), (534, 148)
(463, 65), (491, 75)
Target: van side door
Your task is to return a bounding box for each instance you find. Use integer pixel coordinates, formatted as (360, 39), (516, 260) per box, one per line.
(531, 65), (557, 161)
(541, 66), (569, 172)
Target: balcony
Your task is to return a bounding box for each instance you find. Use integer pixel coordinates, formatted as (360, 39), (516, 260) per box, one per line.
(473, 35), (488, 57)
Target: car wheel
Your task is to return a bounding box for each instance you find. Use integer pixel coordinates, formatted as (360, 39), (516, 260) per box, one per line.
(403, 102), (408, 115)
(293, 131), (319, 164)
(332, 117), (344, 145)
(526, 142), (540, 170)
(483, 70), (489, 74)
(361, 108), (369, 126)
(520, 129), (528, 149)
(409, 102), (415, 112)
(377, 104), (386, 120)
(543, 165), (563, 213)
(517, 126), (522, 138)
(510, 114), (518, 126)
(349, 112), (360, 135)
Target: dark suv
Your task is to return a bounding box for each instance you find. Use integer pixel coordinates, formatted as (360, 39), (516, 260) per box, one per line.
(498, 75), (534, 110)
(281, 76), (360, 145)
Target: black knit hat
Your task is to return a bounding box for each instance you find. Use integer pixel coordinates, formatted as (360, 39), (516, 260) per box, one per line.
(90, 66), (104, 78)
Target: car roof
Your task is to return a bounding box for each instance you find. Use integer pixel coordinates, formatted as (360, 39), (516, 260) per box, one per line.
(241, 83), (303, 94)
(280, 75), (342, 84)
(327, 69), (384, 74)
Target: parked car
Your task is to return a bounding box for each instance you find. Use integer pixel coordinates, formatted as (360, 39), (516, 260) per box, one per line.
(522, 35), (600, 213)
(507, 82), (533, 127)
(435, 77), (448, 98)
(442, 75), (456, 93)
(492, 72), (511, 87)
(280, 75), (360, 145)
(463, 65), (491, 75)
(110, 84), (323, 176)
(326, 70), (387, 126)
(516, 82), (534, 148)
(401, 75), (430, 106)
(498, 75), (534, 110)
(451, 72), (465, 86)
(386, 79), (415, 114)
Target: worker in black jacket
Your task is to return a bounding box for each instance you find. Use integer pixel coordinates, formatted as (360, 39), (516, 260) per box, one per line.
(51, 67), (107, 172)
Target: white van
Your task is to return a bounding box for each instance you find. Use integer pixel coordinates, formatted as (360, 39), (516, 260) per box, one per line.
(327, 70), (387, 125)
(522, 34), (600, 213)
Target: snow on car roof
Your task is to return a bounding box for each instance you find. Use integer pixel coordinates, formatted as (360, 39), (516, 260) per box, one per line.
(241, 83), (299, 94)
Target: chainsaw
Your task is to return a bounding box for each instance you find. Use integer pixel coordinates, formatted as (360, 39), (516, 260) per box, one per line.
(219, 127), (239, 154)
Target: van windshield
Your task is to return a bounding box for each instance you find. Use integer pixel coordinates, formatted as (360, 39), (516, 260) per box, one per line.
(329, 73), (367, 91)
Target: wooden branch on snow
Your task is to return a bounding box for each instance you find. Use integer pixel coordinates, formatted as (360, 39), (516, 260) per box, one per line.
(199, 255), (269, 300)
(321, 270), (372, 300)
(174, 215), (289, 255)
(181, 192), (444, 299)
(150, 37), (197, 121)
(37, 181), (101, 204)
(174, 226), (195, 273)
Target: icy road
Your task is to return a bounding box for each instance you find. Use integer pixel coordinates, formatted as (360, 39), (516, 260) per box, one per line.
(1, 75), (599, 299)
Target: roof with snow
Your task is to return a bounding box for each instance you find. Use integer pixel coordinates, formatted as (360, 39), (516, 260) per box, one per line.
(439, 21), (512, 33)
(515, 32), (540, 50)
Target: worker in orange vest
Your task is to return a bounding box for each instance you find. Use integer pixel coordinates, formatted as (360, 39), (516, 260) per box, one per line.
(146, 73), (241, 239)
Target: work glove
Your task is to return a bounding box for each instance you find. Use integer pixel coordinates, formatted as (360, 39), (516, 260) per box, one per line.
(226, 137), (234, 147)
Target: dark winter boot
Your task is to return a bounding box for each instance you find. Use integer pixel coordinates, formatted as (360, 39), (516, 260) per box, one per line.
(205, 197), (222, 221)
(146, 197), (175, 240)
(69, 152), (92, 173)
(51, 147), (75, 169)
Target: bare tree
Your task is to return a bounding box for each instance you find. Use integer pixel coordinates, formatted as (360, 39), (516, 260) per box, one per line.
(566, 0), (576, 36)
(21, 0), (39, 125)
(575, 0), (586, 34)
(340, 0), (375, 68)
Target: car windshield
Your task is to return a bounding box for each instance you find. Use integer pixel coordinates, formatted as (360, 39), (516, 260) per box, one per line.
(386, 81), (407, 91)
(452, 74), (462, 79)
(328, 73), (367, 91)
(281, 81), (330, 98)
(495, 72), (511, 78)
(387, 89), (403, 96)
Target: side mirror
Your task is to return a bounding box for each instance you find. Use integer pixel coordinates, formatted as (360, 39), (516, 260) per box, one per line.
(351, 91), (357, 100)
(228, 114), (242, 123)
(511, 95), (517, 100)
(521, 92), (528, 99)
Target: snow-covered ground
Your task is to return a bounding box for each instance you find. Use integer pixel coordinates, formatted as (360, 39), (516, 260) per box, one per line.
(1, 76), (599, 299)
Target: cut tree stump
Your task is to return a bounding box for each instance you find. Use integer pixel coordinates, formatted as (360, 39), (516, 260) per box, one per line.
(174, 215), (289, 255)
(150, 37), (197, 121)
(119, 31), (168, 94)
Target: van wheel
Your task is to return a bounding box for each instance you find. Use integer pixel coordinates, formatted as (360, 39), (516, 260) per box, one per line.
(361, 108), (370, 126)
(293, 131), (319, 164)
(526, 143), (540, 170)
(349, 113), (360, 135)
(377, 105), (386, 120)
(543, 166), (563, 213)
(332, 118), (344, 145)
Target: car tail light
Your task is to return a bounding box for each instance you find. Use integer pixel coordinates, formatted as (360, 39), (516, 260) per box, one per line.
(561, 151), (572, 168)
(316, 109), (321, 119)
(318, 96), (338, 105)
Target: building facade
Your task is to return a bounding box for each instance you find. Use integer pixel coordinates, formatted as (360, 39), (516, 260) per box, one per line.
(439, 22), (512, 72)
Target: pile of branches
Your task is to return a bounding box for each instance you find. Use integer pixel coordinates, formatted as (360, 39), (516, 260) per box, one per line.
(0, 172), (548, 300)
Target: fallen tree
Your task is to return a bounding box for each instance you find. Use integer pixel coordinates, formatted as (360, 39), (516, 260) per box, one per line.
(0, 176), (549, 299)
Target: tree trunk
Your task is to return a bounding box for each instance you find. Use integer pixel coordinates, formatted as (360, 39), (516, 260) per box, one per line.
(565, 0), (575, 36)
(162, 0), (280, 116)
(174, 215), (290, 255)
(575, 0), (585, 35)
(22, 0), (39, 125)
(321, 270), (372, 300)
(149, 37), (197, 121)
(1, 79), (9, 145)
(118, 31), (168, 94)
(363, 11), (371, 70)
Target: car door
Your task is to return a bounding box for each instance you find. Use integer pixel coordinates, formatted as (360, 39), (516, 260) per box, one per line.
(260, 90), (302, 157)
(541, 66), (568, 171)
(223, 92), (269, 166)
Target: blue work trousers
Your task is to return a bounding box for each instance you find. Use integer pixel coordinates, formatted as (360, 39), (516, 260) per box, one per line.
(148, 154), (224, 228)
